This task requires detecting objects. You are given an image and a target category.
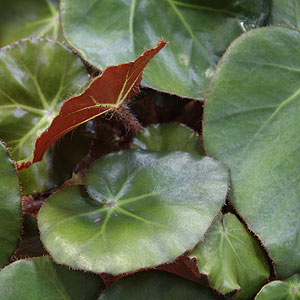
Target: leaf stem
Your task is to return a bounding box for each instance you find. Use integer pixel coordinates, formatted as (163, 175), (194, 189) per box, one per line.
(114, 103), (143, 134)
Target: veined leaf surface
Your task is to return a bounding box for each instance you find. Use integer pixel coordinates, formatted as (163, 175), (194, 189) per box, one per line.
(0, 38), (89, 193)
(203, 26), (300, 278)
(61, 0), (270, 99)
(38, 150), (228, 275)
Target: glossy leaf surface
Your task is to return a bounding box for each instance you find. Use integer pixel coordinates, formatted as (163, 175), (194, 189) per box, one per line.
(255, 274), (300, 300)
(132, 123), (204, 156)
(0, 38), (89, 193)
(0, 256), (104, 299)
(38, 150), (228, 275)
(0, 0), (62, 47)
(269, 0), (300, 29)
(61, 0), (269, 99)
(99, 270), (225, 300)
(189, 213), (270, 299)
(18, 41), (166, 170)
(0, 141), (21, 267)
(203, 26), (300, 278)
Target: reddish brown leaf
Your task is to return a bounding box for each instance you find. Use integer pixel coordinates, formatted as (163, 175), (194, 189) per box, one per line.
(17, 41), (167, 170)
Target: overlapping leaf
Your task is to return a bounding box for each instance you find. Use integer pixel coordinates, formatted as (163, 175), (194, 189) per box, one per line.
(0, 38), (90, 194)
(132, 123), (204, 156)
(0, 141), (21, 267)
(38, 150), (228, 275)
(0, 256), (104, 299)
(99, 270), (225, 300)
(0, 0), (62, 47)
(17, 40), (166, 170)
(203, 26), (300, 278)
(269, 0), (300, 29)
(189, 213), (270, 299)
(60, 0), (270, 99)
(255, 274), (300, 300)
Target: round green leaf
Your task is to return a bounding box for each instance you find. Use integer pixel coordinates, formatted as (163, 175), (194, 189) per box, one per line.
(0, 0), (62, 47)
(99, 270), (224, 300)
(255, 274), (300, 300)
(38, 150), (228, 275)
(0, 141), (21, 267)
(203, 26), (300, 278)
(0, 38), (90, 194)
(60, 0), (269, 99)
(269, 0), (300, 30)
(0, 256), (104, 299)
(189, 213), (270, 299)
(132, 123), (204, 156)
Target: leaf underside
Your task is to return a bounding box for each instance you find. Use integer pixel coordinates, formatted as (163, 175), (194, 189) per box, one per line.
(17, 40), (167, 170)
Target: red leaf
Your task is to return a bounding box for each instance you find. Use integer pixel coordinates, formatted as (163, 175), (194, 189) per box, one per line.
(17, 41), (167, 170)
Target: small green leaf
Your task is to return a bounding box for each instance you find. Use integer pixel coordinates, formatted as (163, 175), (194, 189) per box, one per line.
(269, 0), (300, 30)
(60, 0), (269, 99)
(255, 274), (300, 300)
(0, 256), (104, 300)
(132, 123), (205, 156)
(203, 26), (300, 278)
(189, 213), (270, 299)
(99, 270), (225, 300)
(0, 0), (63, 47)
(38, 150), (228, 275)
(0, 38), (90, 194)
(0, 141), (21, 267)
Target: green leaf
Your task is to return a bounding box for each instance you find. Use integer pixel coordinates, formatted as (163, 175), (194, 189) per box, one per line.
(189, 213), (270, 299)
(255, 274), (300, 300)
(0, 38), (90, 194)
(132, 123), (204, 156)
(0, 0), (62, 47)
(269, 0), (300, 30)
(38, 150), (228, 275)
(60, 0), (269, 99)
(0, 256), (104, 300)
(203, 26), (300, 278)
(0, 141), (21, 267)
(99, 270), (225, 300)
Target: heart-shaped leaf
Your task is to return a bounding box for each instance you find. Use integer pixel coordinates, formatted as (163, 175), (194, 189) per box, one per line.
(99, 270), (225, 300)
(0, 141), (21, 267)
(60, 0), (270, 99)
(203, 26), (300, 278)
(0, 0), (62, 47)
(38, 150), (228, 275)
(269, 0), (300, 29)
(0, 38), (90, 194)
(132, 123), (204, 156)
(255, 274), (300, 300)
(189, 213), (270, 299)
(17, 41), (166, 170)
(0, 256), (104, 299)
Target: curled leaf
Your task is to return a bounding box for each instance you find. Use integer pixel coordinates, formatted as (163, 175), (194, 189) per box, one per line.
(17, 40), (167, 170)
